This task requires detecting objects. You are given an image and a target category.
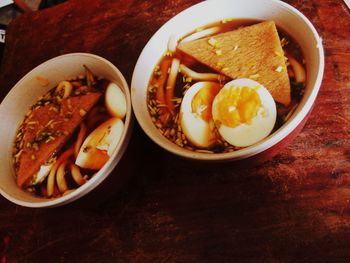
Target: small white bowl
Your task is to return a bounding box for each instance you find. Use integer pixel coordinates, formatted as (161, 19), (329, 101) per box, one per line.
(131, 0), (324, 162)
(0, 53), (133, 207)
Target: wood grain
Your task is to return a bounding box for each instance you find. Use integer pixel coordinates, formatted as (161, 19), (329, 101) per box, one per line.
(0, 0), (349, 262)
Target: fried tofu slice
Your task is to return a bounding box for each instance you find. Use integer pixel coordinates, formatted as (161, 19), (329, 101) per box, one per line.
(177, 21), (291, 106)
(16, 92), (101, 187)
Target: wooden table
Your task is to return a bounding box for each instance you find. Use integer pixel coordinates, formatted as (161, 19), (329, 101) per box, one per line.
(0, 0), (349, 262)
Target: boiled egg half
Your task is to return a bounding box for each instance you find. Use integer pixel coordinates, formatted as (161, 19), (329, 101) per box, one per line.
(105, 82), (127, 119)
(180, 82), (221, 148)
(212, 78), (276, 147)
(75, 117), (124, 170)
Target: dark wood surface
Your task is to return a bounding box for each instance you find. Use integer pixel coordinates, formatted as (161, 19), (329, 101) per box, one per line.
(1, 0), (350, 262)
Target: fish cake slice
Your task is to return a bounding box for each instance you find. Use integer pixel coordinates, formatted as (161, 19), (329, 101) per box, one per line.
(177, 21), (291, 106)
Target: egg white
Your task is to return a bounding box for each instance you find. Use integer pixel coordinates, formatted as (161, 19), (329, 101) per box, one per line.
(180, 82), (219, 148)
(105, 82), (127, 119)
(75, 117), (124, 170)
(30, 163), (53, 185)
(212, 78), (276, 147)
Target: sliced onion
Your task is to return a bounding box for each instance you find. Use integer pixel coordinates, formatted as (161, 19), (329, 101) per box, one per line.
(74, 123), (87, 159)
(56, 80), (73, 99)
(70, 163), (86, 186)
(179, 64), (226, 82)
(46, 162), (58, 197)
(168, 34), (178, 53)
(56, 161), (68, 194)
(165, 58), (181, 113)
(46, 148), (73, 197)
(180, 26), (221, 43)
(288, 55), (306, 83)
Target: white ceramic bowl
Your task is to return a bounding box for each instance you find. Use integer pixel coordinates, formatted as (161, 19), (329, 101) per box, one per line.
(131, 0), (324, 162)
(0, 53), (133, 207)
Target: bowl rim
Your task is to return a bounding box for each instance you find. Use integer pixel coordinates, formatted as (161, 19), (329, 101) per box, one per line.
(131, 0), (325, 162)
(0, 52), (133, 208)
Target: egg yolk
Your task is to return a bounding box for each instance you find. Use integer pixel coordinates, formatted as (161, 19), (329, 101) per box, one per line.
(214, 86), (262, 127)
(191, 84), (221, 121)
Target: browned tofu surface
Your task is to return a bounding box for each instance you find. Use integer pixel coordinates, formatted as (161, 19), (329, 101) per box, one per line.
(177, 21), (291, 106)
(16, 92), (101, 187)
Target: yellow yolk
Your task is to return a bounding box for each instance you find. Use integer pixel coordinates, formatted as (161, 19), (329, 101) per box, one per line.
(213, 86), (261, 128)
(211, 78), (277, 148)
(191, 83), (221, 121)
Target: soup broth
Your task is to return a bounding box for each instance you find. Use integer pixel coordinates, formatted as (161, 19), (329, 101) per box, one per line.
(13, 67), (127, 197)
(147, 19), (306, 153)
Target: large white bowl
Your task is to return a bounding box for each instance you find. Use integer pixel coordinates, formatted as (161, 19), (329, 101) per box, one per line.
(0, 53), (133, 207)
(131, 0), (324, 162)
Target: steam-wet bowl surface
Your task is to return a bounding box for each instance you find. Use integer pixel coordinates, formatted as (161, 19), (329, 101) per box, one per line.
(0, 53), (133, 207)
(131, 0), (324, 162)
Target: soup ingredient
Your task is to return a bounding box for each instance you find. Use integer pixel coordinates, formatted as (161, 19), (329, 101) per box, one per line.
(168, 35), (178, 53)
(56, 80), (73, 99)
(177, 21), (291, 106)
(14, 66), (128, 197)
(180, 82), (221, 148)
(15, 91), (101, 188)
(287, 55), (306, 83)
(212, 78), (276, 147)
(74, 123), (87, 158)
(75, 117), (124, 170)
(29, 163), (53, 185)
(70, 163), (87, 186)
(181, 26), (221, 43)
(165, 58), (181, 114)
(46, 147), (74, 197)
(56, 160), (70, 193)
(151, 57), (173, 124)
(179, 64), (226, 82)
(84, 65), (96, 87)
(105, 82), (127, 118)
(147, 19), (305, 153)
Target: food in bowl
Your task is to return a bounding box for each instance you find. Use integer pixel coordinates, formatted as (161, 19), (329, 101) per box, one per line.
(12, 66), (127, 198)
(146, 19), (306, 153)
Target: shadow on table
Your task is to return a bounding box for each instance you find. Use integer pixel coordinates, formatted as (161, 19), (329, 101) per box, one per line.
(3, 125), (350, 262)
